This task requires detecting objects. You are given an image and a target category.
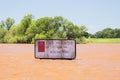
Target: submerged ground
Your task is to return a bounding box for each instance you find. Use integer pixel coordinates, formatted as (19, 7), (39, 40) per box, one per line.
(0, 44), (120, 80)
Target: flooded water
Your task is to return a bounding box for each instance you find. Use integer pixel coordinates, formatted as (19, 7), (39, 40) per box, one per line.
(0, 44), (120, 80)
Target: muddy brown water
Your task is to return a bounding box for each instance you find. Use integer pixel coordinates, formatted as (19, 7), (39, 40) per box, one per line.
(0, 44), (120, 80)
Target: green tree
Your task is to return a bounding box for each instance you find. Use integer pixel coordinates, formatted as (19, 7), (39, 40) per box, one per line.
(15, 14), (33, 43)
(26, 16), (88, 43)
(4, 26), (17, 43)
(17, 14), (33, 35)
(26, 17), (53, 43)
(0, 27), (6, 42)
(114, 28), (120, 38)
(0, 17), (14, 30)
(94, 28), (120, 38)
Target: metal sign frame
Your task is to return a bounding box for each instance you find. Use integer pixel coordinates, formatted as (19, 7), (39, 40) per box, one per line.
(34, 39), (76, 60)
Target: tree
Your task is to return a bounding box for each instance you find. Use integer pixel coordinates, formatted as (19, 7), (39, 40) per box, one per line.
(0, 17), (14, 30)
(114, 28), (120, 38)
(15, 14), (33, 43)
(0, 17), (14, 43)
(26, 16), (88, 43)
(0, 27), (6, 42)
(94, 28), (120, 38)
(0, 21), (5, 28)
(95, 31), (103, 38)
(26, 17), (53, 43)
(17, 14), (33, 35)
(4, 26), (17, 43)
(5, 18), (15, 30)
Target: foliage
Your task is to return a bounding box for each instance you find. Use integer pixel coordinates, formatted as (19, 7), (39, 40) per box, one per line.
(17, 14), (33, 35)
(0, 14), (90, 43)
(75, 37), (87, 44)
(4, 26), (17, 43)
(0, 17), (14, 30)
(1, 14), (120, 44)
(26, 16), (87, 43)
(94, 28), (120, 38)
(0, 28), (6, 42)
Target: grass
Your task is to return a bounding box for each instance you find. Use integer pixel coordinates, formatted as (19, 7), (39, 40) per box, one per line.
(85, 38), (120, 43)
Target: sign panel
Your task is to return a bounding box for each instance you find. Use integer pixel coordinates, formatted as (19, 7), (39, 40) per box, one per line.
(34, 40), (76, 59)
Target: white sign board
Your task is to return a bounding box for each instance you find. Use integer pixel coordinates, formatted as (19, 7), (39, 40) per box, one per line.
(34, 40), (76, 59)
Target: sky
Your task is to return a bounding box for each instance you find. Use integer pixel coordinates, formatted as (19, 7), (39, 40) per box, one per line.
(0, 0), (120, 34)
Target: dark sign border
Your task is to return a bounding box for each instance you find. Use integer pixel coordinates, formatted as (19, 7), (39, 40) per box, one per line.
(34, 39), (76, 60)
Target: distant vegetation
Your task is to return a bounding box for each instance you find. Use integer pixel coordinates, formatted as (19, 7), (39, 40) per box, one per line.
(0, 14), (120, 44)
(91, 28), (120, 38)
(87, 28), (120, 43)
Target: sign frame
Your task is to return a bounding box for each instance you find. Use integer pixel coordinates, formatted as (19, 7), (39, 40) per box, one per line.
(34, 39), (76, 60)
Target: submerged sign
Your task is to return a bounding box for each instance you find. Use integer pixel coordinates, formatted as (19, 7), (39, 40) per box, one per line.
(35, 40), (76, 59)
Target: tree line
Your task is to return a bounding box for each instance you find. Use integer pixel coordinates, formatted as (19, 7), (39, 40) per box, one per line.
(0, 14), (120, 43)
(92, 28), (120, 38)
(0, 14), (87, 43)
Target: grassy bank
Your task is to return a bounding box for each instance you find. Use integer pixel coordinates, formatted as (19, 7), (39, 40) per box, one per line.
(85, 38), (120, 43)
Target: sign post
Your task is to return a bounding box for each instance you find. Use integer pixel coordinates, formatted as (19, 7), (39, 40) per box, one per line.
(35, 40), (76, 59)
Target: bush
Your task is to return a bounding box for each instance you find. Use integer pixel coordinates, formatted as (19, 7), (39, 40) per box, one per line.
(15, 36), (27, 43)
(31, 34), (47, 43)
(4, 35), (17, 43)
(8, 37), (17, 43)
(75, 37), (87, 44)
(0, 38), (4, 43)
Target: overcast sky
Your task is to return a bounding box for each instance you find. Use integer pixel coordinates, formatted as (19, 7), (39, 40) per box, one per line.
(0, 0), (120, 33)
